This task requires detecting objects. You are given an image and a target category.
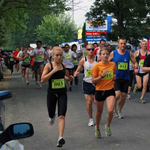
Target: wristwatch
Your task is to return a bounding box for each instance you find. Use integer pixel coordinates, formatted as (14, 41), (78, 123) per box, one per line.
(101, 75), (104, 78)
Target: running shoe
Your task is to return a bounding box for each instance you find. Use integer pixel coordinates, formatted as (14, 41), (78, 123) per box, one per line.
(140, 97), (146, 104)
(114, 104), (119, 118)
(117, 111), (124, 119)
(39, 83), (42, 88)
(133, 84), (137, 94)
(57, 137), (65, 147)
(105, 124), (112, 137)
(49, 115), (56, 125)
(69, 86), (72, 91)
(95, 126), (101, 138)
(88, 118), (94, 127)
(26, 81), (29, 85)
(127, 94), (131, 100)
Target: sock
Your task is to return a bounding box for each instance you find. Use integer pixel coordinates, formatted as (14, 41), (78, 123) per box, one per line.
(58, 136), (63, 141)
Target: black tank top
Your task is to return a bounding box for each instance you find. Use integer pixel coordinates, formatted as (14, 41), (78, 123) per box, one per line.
(48, 63), (67, 92)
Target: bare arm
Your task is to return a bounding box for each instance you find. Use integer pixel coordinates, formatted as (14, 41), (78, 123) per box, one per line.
(92, 70), (108, 84)
(108, 51), (113, 61)
(130, 52), (138, 69)
(41, 63), (59, 83)
(74, 58), (84, 77)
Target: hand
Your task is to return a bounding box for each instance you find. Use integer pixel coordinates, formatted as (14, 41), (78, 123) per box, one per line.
(69, 75), (74, 81)
(53, 66), (60, 73)
(102, 69), (108, 77)
(113, 74), (116, 80)
(74, 71), (79, 77)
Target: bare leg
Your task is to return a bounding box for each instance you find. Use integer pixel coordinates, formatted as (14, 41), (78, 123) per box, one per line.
(118, 92), (127, 112)
(58, 116), (65, 137)
(106, 96), (115, 126)
(95, 100), (104, 129)
(141, 74), (149, 98)
(85, 94), (93, 119)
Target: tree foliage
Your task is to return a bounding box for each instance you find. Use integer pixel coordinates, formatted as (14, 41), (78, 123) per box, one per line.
(35, 13), (77, 46)
(86, 0), (150, 45)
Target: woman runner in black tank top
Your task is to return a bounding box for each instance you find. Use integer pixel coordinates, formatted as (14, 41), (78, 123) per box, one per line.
(41, 46), (73, 148)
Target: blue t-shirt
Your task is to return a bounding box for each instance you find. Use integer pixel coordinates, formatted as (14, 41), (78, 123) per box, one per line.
(112, 49), (130, 80)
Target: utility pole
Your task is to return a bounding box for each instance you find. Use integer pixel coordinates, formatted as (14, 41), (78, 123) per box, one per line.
(72, 0), (74, 21)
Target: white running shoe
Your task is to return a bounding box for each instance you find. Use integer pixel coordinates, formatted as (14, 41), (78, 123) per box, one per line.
(114, 104), (119, 118)
(49, 115), (56, 125)
(127, 94), (131, 100)
(88, 118), (94, 127)
(39, 83), (42, 88)
(56, 137), (65, 147)
(117, 111), (124, 119)
(26, 81), (29, 85)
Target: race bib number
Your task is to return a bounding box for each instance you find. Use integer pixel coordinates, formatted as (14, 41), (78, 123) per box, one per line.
(84, 52), (87, 56)
(86, 69), (92, 77)
(10, 58), (14, 62)
(52, 79), (65, 89)
(118, 62), (128, 70)
(65, 54), (71, 59)
(24, 58), (30, 63)
(139, 60), (144, 66)
(73, 59), (77, 63)
(101, 70), (113, 79)
(37, 55), (43, 60)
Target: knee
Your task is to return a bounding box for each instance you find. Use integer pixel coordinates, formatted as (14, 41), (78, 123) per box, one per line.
(121, 94), (126, 100)
(143, 82), (148, 88)
(108, 109), (113, 114)
(87, 100), (92, 106)
(59, 115), (65, 120)
(137, 84), (142, 89)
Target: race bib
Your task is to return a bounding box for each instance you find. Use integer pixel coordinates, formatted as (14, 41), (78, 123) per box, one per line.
(10, 58), (14, 62)
(118, 62), (128, 70)
(65, 54), (71, 59)
(101, 70), (113, 79)
(73, 59), (77, 63)
(52, 79), (65, 89)
(84, 52), (87, 56)
(37, 55), (43, 60)
(86, 69), (92, 77)
(139, 60), (144, 66)
(24, 58), (30, 63)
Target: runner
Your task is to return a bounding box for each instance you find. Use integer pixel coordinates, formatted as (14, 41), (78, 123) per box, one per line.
(47, 45), (53, 62)
(17, 46), (24, 77)
(80, 42), (88, 58)
(63, 44), (76, 91)
(93, 43), (98, 49)
(9, 53), (15, 74)
(74, 44), (98, 126)
(94, 39), (106, 58)
(13, 48), (20, 72)
(109, 38), (138, 118)
(31, 41), (47, 87)
(133, 41), (150, 103)
(43, 46), (49, 65)
(20, 47), (30, 85)
(126, 45), (134, 100)
(91, 47), (117, 138)
(41, 46), (73, 147)
(71, 44), (79, 85)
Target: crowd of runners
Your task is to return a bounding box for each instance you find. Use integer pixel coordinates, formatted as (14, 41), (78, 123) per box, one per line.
(7, 38), (150, 147)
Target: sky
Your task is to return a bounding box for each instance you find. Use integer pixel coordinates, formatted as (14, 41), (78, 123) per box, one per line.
(68, 0), (95, 28)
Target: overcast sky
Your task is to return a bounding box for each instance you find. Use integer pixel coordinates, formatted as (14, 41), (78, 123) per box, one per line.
(68, 0), (95, 28)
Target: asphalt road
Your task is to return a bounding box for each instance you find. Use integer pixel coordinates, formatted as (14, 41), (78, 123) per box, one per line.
(1, 70), (150, 150)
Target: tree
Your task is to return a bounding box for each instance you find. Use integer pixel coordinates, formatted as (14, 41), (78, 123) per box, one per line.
(86, 0), (150, 45)
(35, 13), (77, 46)
(0, 0), (69, 47)
(82, 23), (86, 42)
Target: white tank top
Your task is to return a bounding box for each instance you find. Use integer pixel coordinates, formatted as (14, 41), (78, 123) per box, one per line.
(129, 60), (133, 71)
(83, 56), (98, 83)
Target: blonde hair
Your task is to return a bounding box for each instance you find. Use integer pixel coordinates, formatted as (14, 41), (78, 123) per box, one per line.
(99, 47), (110, 55)
(52, 46), (63, 56)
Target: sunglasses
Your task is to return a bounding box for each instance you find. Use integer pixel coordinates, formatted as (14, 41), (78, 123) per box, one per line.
(87, 48), (94, 51)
